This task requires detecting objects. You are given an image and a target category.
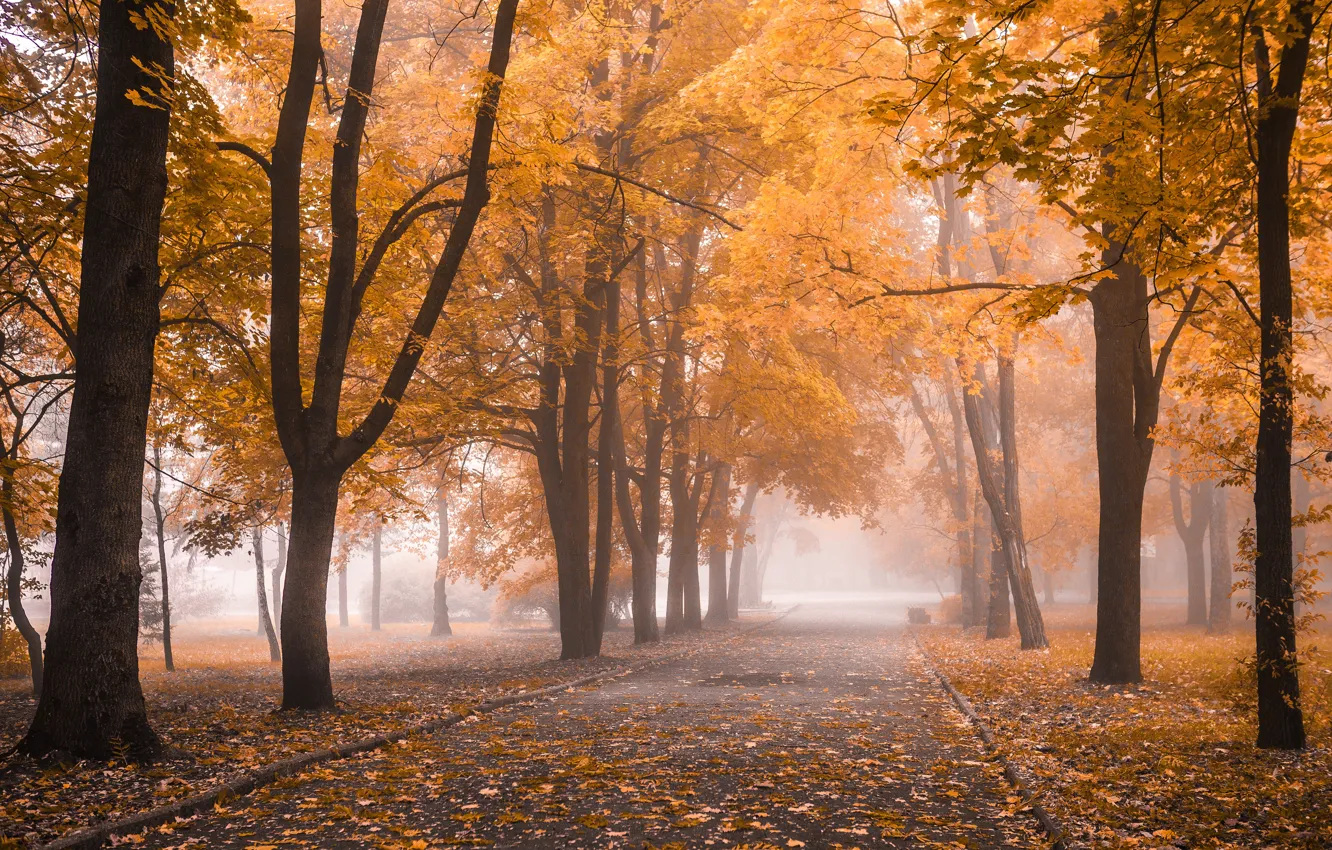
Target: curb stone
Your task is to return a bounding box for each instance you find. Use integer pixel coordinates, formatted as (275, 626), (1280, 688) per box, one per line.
(39, 607), (797, 850)
(910, 628), (1071, 850)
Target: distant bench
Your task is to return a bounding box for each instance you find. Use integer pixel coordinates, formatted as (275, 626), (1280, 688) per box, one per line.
(907, 607), (931, 625)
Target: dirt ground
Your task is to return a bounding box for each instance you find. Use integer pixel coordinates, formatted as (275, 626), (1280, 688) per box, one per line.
(15, 603), (1046, 849)
(0, 616), (730, 846)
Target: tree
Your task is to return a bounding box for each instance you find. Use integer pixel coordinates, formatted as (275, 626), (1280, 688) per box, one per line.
(19, 0), (180, 759)
(149, 444), (176, 671)
(1170, 472), (1212, 626)
(432, 485), (452, 637)
(220, 0), (521, 708)
(960, 354), (1048, 649)
(252, 527), (280, 662)
(1251, 0), (1314, 750)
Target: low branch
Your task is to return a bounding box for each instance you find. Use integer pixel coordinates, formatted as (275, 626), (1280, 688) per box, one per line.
(574, 163), (743, 231)
(215, 141), (273, 178)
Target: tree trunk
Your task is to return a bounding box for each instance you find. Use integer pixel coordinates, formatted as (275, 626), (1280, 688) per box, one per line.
(254, 528), (281, 662)
(1209, 485), (1232, 634)
(151, 445), (174, 672)
(273, 522), (286, 638)
(279, 471), (341, 709)
(728, 481), (759, 618)
(1170, 474), (1211, 626)
(960, 357), (1046, 648)
(370, 521), (382, 631)
(1088, 248), (1153, 684)
(18, 0), (174, 759)
(432, 488), (452, 637)
(339, 566), (349, 628)
(1252, 5), (1312, 749)
(666, 457), (705, 634)
(1042, 564), (1056, 607)
(2, 478), (41, 695)
(996, 353), (1048, 648)
(705, 463), (732, 625)
(592, 264), (624, 652)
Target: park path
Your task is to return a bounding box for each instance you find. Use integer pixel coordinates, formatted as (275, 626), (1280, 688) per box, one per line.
(140, 603), (1041, 848)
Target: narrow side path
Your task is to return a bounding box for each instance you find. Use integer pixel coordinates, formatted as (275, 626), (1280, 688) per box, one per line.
(139, 603), (1042, 848)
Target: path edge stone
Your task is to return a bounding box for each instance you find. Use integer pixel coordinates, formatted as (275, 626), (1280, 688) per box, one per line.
(910, 628), (1071, 850)
(39, 608), (796, 850)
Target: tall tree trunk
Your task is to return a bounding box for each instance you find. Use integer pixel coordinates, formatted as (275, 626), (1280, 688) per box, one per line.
(1088, 249), (1153, 684)
(705, 463), (731, 625)
(665, 457), (701, 635)
(1252, 4), (1312, 749)
(151, 445), (174, 671)
(1170, 474), (1211, 626)
(592, 266), (623, 652)
(3, 477), (41, 695)
(961, 357), (1046, 648)
(728, 481), (759, 618)
(996, 353), (1047, 647)
(273, 522), (286, 638)
(1209, 485), (1232, 634)
(19, 0), (174, 759)
(944, 376), (978, 628)
(370, 521), (382, 631)
(254, 528), (281, 662)
(280, 471), (340, 709)
(432, 488), (452, 636)
(611, 243), (663, 645)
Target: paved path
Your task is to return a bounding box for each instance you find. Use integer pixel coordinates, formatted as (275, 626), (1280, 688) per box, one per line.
(142, 603), (1040, 848)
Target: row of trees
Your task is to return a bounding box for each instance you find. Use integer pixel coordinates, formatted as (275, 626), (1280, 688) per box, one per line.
(1, 0), (1328, 758)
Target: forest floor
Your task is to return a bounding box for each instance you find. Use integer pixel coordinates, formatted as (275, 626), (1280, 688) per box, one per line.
(916, 603), (1332, 850)
(11, 602), (1047, 850)
(0, 616), (737, 847)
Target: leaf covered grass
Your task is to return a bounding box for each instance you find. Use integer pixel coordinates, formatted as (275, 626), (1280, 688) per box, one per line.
(918, 602), (1332, 849)
(0, 617), (735, 847)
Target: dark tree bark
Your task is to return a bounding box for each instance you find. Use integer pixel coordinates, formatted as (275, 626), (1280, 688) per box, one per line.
(1209, 486), (1232, 634)
(1169, 474), (1211, 626)
(432, 488), (452, 637)
(529, 193), (601, 660)
(662, 230), (705, 635)
(612, 245), (664, 644)
(19, 0), (176, 759)
(704, 463), (732, 625)
(727, 481), (759, 618)
(1251, 4), (1312, 749)
(3, 477), (41, 695)
(370, 521), (383, 631)
(151, 444), (174, 671)
(248, 0), (519, 709)
(591, 257), (625, 652)
(253, 528), (280, 662)
(1087, 243), (1154, 684)
(665, 454), (706, 634)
